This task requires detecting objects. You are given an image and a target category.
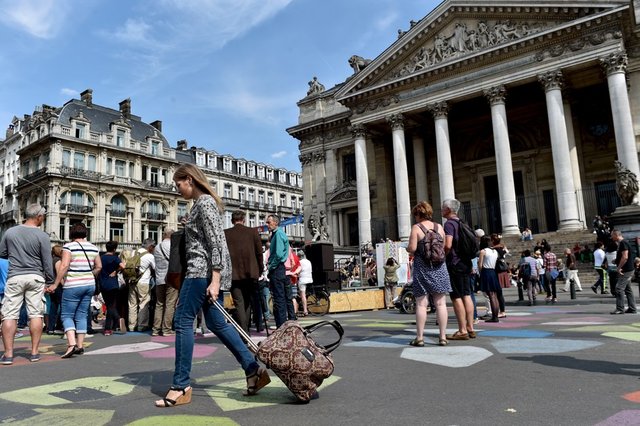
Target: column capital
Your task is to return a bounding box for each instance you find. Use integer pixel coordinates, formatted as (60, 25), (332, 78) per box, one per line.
(298, 153), (313, 165)
(349, 123), (368, 139)
(538, 70), (565, 91)
(312, 151), (326, 163)
(483, 85), (507, 105)
(427, 101), (449, 119)
(386, 113), (405, 131)
(600, 50), (628, 76)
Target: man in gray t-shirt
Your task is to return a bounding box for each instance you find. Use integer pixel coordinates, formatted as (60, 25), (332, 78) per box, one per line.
(0, 204), (54, 365)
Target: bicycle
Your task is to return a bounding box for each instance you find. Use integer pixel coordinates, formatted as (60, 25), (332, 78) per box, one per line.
(265, 282), (331, 316)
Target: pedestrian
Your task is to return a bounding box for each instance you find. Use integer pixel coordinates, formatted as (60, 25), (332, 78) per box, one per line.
(406, 201), (451, 346)
(155, 163), (269, 408)
(441, 199), (476, 340)
(543, 247), (559, 304)
(297, 252), (313, 316)
(224, 211), (263, 334)
(383, 257), (400, 309)
(609, 230), (637, 315)
(266, 214), (290, 328)
(284, 247), (300, 318)
(0, 204), (55, 365)
(46, 245), (64, 335)
(563, 248), (583, 292)
(46, 222), (102, 359)
(491, 233), (508, 318)
(478, 236), (500, 323)
(591, 241), (609, 294)
(521, 249), (540, 305)
(128, 239), (156, 332)
(153, 229), (178, 336)
(100, 241), (126, 335)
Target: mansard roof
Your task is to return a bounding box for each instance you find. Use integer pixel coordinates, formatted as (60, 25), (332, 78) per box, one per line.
(58, 99), (170, 148)
(335, 0), (630, 107)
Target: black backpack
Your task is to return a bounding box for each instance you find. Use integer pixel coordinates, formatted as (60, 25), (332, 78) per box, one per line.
(453, 218), (479, 261)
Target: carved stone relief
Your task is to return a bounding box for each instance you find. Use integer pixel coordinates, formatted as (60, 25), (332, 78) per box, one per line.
(354, 95), (400, 114)
(535, 30), (623, 62)
(390, 20), (551, 80)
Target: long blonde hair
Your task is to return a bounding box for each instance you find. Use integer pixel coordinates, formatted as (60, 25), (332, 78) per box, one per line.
(174, 163), (223, 210)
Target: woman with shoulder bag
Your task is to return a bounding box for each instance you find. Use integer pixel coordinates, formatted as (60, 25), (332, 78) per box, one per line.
(491, 234), (508, 318)
(479, 235), (501, 323)
(100, 241), (126, 335)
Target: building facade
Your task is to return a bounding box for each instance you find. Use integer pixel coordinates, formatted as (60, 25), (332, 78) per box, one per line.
(288, 0), (640, 247)
(1, 89), (303, 248)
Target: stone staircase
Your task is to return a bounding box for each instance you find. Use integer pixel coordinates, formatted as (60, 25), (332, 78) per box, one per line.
(500, 228), (600, 285)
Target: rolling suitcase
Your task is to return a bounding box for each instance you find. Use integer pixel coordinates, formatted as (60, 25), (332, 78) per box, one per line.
(213, 299), (343, 402)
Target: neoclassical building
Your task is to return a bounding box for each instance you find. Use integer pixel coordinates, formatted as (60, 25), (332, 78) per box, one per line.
(1, 89), (303, 248)
(288, 0), (640, 247)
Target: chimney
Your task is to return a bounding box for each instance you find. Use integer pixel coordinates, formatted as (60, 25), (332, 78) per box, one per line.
(80, 89), (93, 106)
(150, 120), (162, 132)
(119, 98), (131, 119)
(6, 124), (14, 138)
(177, 139), (188, 150)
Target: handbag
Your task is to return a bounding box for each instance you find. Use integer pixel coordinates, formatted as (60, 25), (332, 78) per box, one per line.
(213, 300), (343, 402)
(495, 257), (508, 273)
(166, 230), (186, 290)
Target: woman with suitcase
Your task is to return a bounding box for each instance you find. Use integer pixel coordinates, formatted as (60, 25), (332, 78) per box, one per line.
(155, 164), (270, 408)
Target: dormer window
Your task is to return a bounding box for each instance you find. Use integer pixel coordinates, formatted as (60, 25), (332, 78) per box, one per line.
(116, 129), (125, 147)
(279, 171), (286, 183)
(248, 164), (255, 178)
(290, 173), (297, 186)
(238, 162), (246, 175)
(196, 152), (205, 166)
(223, 158), (232, 172)
(208, 155), (216, 169)
(151, 141), (160, 155)
(75, 123), (86, 139)
(266, 169), (274, 181)
(257, 166), (265, 179)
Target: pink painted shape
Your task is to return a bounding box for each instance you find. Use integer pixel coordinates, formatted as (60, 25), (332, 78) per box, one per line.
(140, 343), (217, 359)
(594, 410), (640, 425)
(623, 390), (640, 403)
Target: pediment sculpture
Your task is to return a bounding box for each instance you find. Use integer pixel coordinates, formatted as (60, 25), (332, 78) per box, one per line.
(390, 20), (550, 80)
(349, 55), (372, 74)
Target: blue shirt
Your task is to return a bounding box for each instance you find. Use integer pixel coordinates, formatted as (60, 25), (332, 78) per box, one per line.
(100, 254), (121, 291)
(0, 258), (8, 296)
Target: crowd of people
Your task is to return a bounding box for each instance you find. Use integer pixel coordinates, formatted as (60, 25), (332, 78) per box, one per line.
(0, 163), (317, 406)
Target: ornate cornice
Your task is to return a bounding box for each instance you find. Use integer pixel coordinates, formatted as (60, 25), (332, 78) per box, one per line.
(600, 50), (628, 76)
(535, 29), (623, 62)
(354, 95), (400, 114)
(386, 113), (405, 131)
(483, 85), (506, 105)
(427, 101), (449, 119)
(538, 70), (564, 91)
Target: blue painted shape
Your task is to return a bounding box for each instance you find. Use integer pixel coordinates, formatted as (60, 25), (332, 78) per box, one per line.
(492, 338), (602, 354)
(480, 329), (553, 338)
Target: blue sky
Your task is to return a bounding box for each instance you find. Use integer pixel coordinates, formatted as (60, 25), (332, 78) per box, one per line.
(0, 0), (441, 172)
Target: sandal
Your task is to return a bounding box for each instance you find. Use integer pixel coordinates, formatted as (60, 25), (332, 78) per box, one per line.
(438, 339), (448, 346)
(244, 367), (271, 396)
(409, 338), (424, 347)
(61, 345), (77, 359)
(155, 386), (192, 407)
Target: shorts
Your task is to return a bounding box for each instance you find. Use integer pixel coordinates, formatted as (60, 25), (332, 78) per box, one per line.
(298, 282), (310, 292)
(449, 264), (471, 299)
(0, 274), (46, 320)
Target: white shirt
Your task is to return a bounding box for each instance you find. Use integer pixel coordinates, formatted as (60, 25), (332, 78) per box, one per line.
(594, 248), (606, 267)
(481, 248), (498, 269)
(298, 258), (313, 284)
(137, 249), (156, 285)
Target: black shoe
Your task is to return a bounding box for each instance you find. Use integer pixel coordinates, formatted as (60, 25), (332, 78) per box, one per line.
(591, 286), (597, 294)
(625, 309), (637, 314)
(602, 291), (609, 295)
(484, 318), (499, 323)
(73, 347), (85, 355)
(610, 310), (625, 315)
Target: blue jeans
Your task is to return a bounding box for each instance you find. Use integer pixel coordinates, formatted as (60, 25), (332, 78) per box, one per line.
(172, 278), (258, 389)
(61, 286), (94, 333)
(268, 264), (288, 327)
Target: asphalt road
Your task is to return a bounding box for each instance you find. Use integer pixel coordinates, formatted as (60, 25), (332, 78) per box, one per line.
(0, 286), (639, 426)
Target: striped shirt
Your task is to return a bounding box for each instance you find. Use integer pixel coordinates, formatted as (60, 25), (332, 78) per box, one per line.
(63, 240), (99, 289)
(543, 251), (557, 270)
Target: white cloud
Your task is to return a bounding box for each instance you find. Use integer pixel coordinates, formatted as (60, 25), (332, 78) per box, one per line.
(60, 88), (79, 97)
(113, 18), (153, 45)
(0, 0), (72, 39)
(271, 150), (287, 159)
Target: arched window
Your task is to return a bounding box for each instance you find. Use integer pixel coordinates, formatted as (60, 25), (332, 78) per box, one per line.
(111, 195), (128, 218)
(143, 200), (166, 221)
(59, 191), (94, 213)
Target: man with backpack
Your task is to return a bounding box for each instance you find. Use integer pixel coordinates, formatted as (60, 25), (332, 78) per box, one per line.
(520, 250), (540, 305)
(442, 199), (478, 341)
(126, 239), (156, 332)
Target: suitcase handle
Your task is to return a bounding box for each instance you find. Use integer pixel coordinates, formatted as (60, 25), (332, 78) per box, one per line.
(304, 320), (344, 354)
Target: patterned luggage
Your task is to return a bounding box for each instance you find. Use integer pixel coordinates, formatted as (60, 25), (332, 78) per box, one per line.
(213, 300), (343, 402)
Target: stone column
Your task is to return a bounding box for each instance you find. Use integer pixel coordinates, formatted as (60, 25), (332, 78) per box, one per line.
(352, 124), (372, 244)
(127, 207), (134, 242)
(427, 102), (455, 204)
(601, 51), (640, 204)
(387, 113), (412, 241)
(332, 211), (340, 246)
(105, 204), (111, 241)
(538, 71), (582, 230)
(483, 85), (521, 235)
(563, 95), (587, 225)
(413, 135), (428, 203)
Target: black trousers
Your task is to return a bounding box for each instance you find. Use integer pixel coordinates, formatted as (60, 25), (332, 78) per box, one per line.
(230, 279), (257, 333)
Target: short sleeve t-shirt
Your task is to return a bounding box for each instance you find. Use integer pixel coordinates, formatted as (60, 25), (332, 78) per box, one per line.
(616, 240), (636, 272)
(443, 219), (461, 266)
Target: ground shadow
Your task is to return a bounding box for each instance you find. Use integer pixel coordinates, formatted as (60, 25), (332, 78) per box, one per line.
(508, 355), (640, 377)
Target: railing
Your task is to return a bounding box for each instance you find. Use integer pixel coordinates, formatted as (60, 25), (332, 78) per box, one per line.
(111, 209), (127, 218)
(61, 127), (71, 136)
(19, 168), (48, 185)
(145, 181), (175, 192)
(59, 166), (101, 181)
(61, 204), (94, 214)
(143, 212), (166, 221)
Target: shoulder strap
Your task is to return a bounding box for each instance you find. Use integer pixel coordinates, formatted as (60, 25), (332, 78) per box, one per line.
(78, 243), (96, 282)
(416, 222), (429, 236)
(160, 244), (169, 261)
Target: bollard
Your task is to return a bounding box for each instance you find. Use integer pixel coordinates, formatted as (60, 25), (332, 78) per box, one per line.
(517, 280), (524, 301)
(570, 278), (576, 300)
